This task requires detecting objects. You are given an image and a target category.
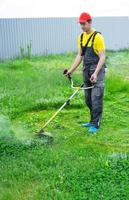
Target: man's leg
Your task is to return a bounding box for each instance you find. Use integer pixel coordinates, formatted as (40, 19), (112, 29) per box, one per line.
(83, 68), (93, 124)
(84, 83), (92, 110)
(91, 83), (104, 128)
(90, 67), (105, 128)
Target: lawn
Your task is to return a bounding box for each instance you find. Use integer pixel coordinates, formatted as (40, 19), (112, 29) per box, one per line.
(0, 50), (129, 200)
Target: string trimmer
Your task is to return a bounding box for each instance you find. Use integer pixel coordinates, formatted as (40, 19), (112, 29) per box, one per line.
(36, 69), (94, 139)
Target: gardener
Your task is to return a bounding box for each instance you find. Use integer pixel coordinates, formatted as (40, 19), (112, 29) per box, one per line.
(64, 12), (106, 134)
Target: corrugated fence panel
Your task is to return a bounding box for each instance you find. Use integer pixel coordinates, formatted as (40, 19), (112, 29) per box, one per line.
(93, 17), (129, 50)
(0, 17), (129, 60)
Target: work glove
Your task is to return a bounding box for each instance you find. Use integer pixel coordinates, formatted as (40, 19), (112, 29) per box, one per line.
(63, 69), (69, 76)
(63, 69), (72, 81)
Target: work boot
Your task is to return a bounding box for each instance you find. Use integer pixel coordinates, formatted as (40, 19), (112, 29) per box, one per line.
(88, 126), (98, 134)
(82, 122), (93, 127)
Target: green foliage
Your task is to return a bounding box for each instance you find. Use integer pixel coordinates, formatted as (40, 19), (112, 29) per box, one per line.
(20, 42), (32, 59)
(0, 51), (129, 199)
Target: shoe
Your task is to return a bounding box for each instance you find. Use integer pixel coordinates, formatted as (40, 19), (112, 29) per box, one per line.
(82, 123), (93, 127)
(88, 126), (98, 134)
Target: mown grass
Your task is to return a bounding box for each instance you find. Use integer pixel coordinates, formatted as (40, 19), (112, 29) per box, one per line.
(0, 51), (129, 200)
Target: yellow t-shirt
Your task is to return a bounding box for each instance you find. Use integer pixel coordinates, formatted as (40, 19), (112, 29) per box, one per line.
(78, 29), (105, 55)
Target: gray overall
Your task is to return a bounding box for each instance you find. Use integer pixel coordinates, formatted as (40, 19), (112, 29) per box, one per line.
(81, 31), (105, 128)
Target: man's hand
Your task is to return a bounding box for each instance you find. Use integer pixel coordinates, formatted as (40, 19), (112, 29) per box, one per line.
(90, 72), (97, 83)
(64, 69), (72, 77)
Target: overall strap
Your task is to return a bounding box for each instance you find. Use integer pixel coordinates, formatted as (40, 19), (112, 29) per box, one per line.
(80, 33), (84, 50)
(91, 31), (101, 47)
(81, 31), (97, 56)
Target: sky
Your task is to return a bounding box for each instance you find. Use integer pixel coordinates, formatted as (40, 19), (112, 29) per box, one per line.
(0, 0), (129, 18)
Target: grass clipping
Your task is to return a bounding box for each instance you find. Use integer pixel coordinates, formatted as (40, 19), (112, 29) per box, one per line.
(0, 115), (52, 156)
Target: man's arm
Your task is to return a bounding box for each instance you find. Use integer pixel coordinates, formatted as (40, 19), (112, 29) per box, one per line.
(90, 50), (105, 83)
(65, 48), (82, 76)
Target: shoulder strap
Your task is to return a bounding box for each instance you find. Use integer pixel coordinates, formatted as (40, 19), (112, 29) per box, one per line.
(80, 31), (95, 50)
(81, 31), (97, 56)
(85, 31), (96, 48)
(91, 31), (101, 47)
(80, 33), (84, 50)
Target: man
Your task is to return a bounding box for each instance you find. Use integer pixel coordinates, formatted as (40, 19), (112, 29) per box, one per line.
(64, 12), (106, 134)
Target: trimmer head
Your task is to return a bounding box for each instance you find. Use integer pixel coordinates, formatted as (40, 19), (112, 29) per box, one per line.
(36, 128), (54, 139)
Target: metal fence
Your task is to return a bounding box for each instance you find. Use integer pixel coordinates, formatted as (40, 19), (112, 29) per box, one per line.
(0, 17), (129, 60)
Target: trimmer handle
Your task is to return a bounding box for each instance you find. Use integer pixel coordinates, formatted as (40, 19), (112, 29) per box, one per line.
(63, 69), (72, 81)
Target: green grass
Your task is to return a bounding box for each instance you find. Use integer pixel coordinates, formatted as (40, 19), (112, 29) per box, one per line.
(0, 51), (129, 200)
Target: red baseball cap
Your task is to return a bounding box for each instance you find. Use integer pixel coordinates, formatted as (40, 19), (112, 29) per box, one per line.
(78, 12), (92, 23)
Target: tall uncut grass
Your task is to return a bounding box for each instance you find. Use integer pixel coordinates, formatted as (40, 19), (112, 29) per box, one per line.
(0, 51), (129, 200)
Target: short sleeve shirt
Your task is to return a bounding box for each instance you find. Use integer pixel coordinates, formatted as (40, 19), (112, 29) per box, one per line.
(78, 29), (105, 55)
